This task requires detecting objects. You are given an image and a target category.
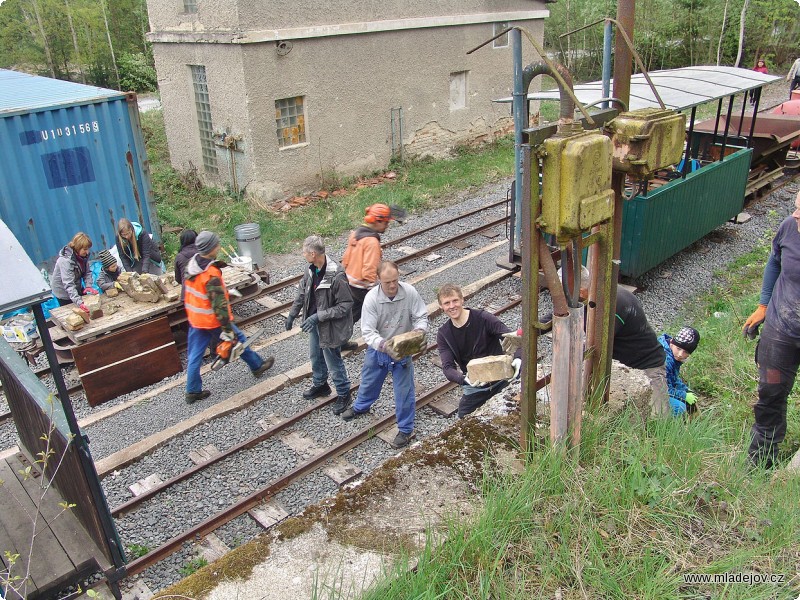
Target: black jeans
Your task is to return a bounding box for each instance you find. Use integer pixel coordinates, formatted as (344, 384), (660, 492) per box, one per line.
(790, 77), (800, 98)
(748, 321), (800, 466)
(458, 379), (509, 418)
(348, 286), (369, 324)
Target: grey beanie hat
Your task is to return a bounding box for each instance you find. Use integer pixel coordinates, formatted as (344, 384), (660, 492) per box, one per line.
(195, 231), (220, 255)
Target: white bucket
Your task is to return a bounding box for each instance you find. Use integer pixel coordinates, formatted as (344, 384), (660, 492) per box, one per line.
(231, 256), (253, 271)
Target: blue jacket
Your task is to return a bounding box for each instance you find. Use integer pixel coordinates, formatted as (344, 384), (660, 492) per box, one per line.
(659, 333), (689, 413)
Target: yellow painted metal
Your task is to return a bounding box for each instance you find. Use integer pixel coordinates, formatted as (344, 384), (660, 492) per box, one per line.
(605, 108), (686, 177)
(540, 127), (614, 240)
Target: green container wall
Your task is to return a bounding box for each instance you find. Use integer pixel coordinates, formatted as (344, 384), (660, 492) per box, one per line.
(620, 148), (752, 278)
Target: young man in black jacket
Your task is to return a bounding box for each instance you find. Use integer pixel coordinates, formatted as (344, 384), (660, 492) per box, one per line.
(436, 283), (521, 418)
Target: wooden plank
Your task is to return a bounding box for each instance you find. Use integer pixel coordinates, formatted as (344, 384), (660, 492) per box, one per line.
(72, 317), (182, 407)
(0, 460), (76, 596)
(49, 268), (255, 344)
(7, 454), (101, 574)
(0, 504), (31, 599)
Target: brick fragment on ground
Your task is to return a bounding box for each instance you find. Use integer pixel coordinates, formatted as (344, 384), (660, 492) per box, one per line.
(386, 330), (426, 358)
(467, 355), (513, 382)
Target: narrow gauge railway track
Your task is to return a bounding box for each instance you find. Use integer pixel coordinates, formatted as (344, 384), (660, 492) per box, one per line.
(118, 295), (532, 579)
(0, 200), (509, 405)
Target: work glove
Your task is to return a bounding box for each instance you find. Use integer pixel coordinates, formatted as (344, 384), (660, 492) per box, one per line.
(509, 358), (522, 382)
(301, 314), (319, 332)
(220, 329), (236, 343)
(285, 315), (295, 331)
(84, 286), (99, 295)
(684, 392), (698, 406)
(743, 304), (767, 339)
(78, 303), (90, 314)
(464, 375), (486, 388)
(114, 282), (124, 291)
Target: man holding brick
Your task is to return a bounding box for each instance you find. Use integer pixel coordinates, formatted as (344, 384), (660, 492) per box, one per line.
(341, 261), (428, 448)
(436, 283), (522, 418)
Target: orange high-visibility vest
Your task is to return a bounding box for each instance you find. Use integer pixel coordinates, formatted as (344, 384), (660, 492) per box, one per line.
(184, 264), (233, 329)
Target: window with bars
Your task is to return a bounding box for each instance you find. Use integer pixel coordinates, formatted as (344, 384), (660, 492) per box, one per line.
(183, 0), (197, 13)
(190, 65), (218, 174)
(275, 96), (306, 148)
(493, 22), (509, 48)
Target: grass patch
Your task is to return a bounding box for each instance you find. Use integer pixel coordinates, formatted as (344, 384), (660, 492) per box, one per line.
(354, 235), (800, 599)
(141, 110), (514, 261)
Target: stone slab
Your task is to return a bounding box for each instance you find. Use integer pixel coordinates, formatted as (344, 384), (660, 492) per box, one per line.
(451, 240), (472, 250)
(322, 459), (362, 486)
(196, 532), (230, 564)
(121, 580), (154, 600)
(249, 501), (290, 529)
(188, 444), (221, 466)
(280, 432), (318, 457)
(258, 414), (285, 431)
(128, 473), (163, 497)
(428, 395), (460, 417)
(467, 355), (513, 383)
(424, 253), (442, 262)
(735, 211), (752, 224)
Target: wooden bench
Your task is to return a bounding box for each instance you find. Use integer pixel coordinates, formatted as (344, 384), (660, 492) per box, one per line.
(0, 453), (112, 600)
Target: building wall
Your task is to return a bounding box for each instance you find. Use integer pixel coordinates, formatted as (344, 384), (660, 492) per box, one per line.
(148, 2), (548, 200)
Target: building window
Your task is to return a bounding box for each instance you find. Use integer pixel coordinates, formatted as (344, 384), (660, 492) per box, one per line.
(183, 0), (197, 13)
(493, 22), (509, 48)
(449, 71), (468, 111)
(190, 65), (218, 174)
(275, 96), (306, 148)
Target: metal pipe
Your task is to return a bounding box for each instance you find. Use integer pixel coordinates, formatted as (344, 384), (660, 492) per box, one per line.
(550, 314), (570, 444)
(523, 62), (576, 122)
(719, 95), (735, 161)
(682, 106), (697, 178)
(520, 144), (538, 454)
(737, 92), (747, 137)
(512, 28), (525, 260)
(602, 20), (613, 110)
(710, 98), (723, 158)
(566, 304), (584, 453)
(747, 90), (760, 147)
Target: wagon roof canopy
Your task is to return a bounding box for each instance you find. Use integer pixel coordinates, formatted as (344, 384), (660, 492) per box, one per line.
(0, 69), (123, 116)
(495, 66), (781, 111)
(0, 219), (51, 314)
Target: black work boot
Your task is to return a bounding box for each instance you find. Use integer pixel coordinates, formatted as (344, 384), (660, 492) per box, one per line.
(186, 390), (211, 404)
(252, 356), (275, 378)
(303, 382), (331, 400)
(331, 391), (352, 415)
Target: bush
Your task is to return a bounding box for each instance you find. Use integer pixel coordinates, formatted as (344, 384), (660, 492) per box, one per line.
(118, 52), (157, 93)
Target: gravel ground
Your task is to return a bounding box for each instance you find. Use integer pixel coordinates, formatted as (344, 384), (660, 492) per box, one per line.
(8, 78), (800, 595)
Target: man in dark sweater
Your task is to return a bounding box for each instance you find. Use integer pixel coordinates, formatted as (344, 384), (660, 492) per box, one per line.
(436, 283), (522, 418)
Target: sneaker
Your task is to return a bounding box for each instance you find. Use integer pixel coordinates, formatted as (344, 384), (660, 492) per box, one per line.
(252, 356), (275, 378)
(341, 341), (359, 352)
(389, 430), (416, 449)
(186, 390), (211, 404)
(303, 382), (331, 400)
(331, 392), (352, 415)
(341, 407), (366, 421)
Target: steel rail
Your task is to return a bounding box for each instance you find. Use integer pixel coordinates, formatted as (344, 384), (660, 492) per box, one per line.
(122, 298), (532, 576)
(234, 216), (508, 329)
(112, 296), (521, 516)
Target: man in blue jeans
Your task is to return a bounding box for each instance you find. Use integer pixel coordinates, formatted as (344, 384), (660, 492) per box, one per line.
(341, 261), (428, 448)
(183, 230), (275, 403)
(286, 235), (354, 413)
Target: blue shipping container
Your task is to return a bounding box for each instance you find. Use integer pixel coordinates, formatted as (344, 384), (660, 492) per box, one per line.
(0, 69), (159, 267)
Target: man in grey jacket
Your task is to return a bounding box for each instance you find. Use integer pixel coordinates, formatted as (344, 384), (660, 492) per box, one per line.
(286, 236), (354, 414)
(341, 261), (428, 448)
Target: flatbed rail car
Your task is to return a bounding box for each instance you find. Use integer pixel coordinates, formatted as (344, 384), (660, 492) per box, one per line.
(497, 66), (794, 278)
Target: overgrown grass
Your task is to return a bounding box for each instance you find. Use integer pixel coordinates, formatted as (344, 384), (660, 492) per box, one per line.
(140, 110), (514, 260)
(354, 230), (800, 599)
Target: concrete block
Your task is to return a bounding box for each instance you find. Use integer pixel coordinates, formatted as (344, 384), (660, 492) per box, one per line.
(467, 355), (513, 383)
(129, 473), (163, 497)
(121, 580), (154, 600)
(608, 360), (652, 416)
(163, 289), (180, 302)
(386, 329), (426, 358)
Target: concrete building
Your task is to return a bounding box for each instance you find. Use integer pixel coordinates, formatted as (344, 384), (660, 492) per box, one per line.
(146, 1), (550, 201)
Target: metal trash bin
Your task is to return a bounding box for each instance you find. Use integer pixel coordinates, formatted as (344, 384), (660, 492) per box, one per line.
(234, 223), (265, 268)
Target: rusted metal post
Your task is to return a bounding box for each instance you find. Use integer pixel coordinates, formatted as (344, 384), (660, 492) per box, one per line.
(605, 0), (635, 398)
(550, 313), (570, 444)
(520, 144), (538, 455)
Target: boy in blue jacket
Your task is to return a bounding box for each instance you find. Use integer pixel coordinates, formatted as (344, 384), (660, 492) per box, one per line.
(658, 326), (700, 416)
